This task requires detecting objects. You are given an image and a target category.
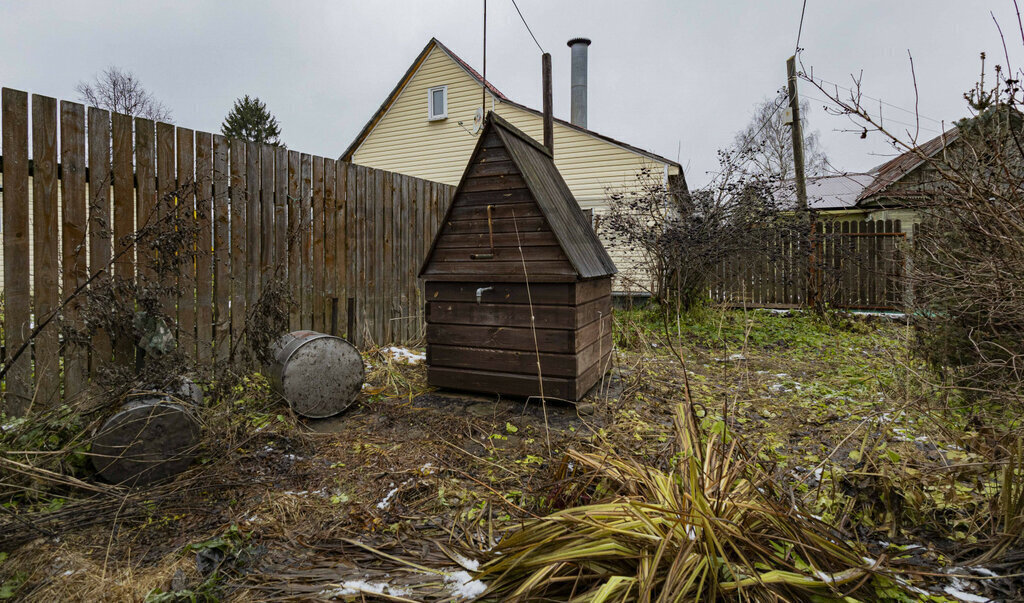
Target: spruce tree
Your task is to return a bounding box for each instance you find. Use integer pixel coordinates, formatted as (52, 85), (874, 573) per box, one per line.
(221, 95), (282, 146)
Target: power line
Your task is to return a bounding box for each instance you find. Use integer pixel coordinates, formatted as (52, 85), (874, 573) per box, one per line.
(511, 0), (545, 53)
(801, 93), (943, 135)
(794, 0), (808, 53)
(804, 74), (945, 125)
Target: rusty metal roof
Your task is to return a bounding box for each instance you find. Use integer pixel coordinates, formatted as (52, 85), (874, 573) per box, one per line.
(856, 127), (959, 202)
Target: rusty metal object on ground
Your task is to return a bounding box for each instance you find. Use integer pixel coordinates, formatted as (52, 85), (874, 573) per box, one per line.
(269, 331), (364, 418)
(90, 394), (201, 486)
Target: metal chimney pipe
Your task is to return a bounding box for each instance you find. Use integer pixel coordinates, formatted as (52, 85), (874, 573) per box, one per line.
(567, 37), (591, 128)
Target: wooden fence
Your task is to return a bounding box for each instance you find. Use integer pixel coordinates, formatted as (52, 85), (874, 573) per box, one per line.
(712, 219), (905, 310)
(0, 87), (453, 413)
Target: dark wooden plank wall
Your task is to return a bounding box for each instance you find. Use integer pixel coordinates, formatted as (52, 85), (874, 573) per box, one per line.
(711, 219), (906, 310)
(0, 87), (454, 412)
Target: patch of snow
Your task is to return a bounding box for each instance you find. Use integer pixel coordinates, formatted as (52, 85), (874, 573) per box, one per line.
(969, 567), (998, 578)
(943, 578), (991, 602)
(452, 553), (480, 571)
(420, 462), (436, 475)
(445, 569), (487, 600)
(728, 353), (746, 361)
(319, 579), (411, 599)
(384, 346), (426, 365)
(377, 484), (400, 510)
(812, 467), (823, 483)
(62, 570), (74, 576)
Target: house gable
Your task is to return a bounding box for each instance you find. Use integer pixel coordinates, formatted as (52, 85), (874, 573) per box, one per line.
(343, 38), (683, 200)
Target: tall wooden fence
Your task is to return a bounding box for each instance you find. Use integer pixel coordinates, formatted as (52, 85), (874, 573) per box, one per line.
(0, 87), (453, 413)
(711, 219), (905, 310)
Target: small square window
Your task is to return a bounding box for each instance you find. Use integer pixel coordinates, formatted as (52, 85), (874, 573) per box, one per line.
(428, 85), (447, 121)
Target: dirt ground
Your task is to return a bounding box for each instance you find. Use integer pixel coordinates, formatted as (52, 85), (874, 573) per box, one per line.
(1, 308), (1021, 601)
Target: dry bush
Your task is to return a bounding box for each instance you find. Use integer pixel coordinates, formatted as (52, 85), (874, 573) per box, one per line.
(602, 155), (805, 309)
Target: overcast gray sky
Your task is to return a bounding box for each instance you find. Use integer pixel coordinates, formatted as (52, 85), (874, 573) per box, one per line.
(2, 1), (1021, 188)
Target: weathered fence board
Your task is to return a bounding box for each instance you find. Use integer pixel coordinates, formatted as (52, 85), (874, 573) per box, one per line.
(212, 135), (230, 363)
(88, 106), (113, 374)
(177, 127), (196, 361)
(195, 131), (214, 364)
(712, 219), (906, 311)
(33, 95), (60, 404)
(112, 112), (135, 365)
(230, 138), (247, 357)
(61, 101), (88, 398)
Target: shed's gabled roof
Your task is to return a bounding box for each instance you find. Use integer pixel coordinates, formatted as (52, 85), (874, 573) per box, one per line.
(420, 112), (617, 280)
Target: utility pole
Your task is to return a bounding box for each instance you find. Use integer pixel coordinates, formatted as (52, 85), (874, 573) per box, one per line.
(787, 55), (816, 307)
(482, 0), (487, 113)
(786, 55), (808, 212)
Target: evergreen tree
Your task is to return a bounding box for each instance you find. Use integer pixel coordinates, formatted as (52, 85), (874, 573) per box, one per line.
(221, 95), (283, 146)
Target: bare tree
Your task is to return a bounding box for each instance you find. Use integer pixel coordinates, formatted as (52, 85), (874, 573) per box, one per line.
(733, 94), (829, 180)
(76, 66), (172, 121)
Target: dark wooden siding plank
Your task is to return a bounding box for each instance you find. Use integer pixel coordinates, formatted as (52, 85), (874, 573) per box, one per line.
(427, 367), (574, 400)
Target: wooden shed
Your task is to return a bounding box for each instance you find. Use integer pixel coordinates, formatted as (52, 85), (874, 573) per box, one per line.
(419, 113), (617, 401)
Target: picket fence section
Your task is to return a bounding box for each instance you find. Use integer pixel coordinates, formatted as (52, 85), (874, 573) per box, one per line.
(0, 87), (453, 413)
(712, 219), (905, 310)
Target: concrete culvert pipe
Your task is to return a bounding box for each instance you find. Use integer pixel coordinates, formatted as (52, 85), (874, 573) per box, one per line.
(90, 395), (202, 486)
(268, 331), (365, 418)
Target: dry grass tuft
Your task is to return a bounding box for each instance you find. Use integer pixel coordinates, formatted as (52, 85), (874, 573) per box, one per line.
(479, 402), (915, 601)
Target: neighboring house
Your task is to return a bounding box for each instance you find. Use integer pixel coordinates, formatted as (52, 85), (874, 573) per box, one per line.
(853, 126), (960, 235)
(341, 37), (685, 292)
(770, 126), (982, 240)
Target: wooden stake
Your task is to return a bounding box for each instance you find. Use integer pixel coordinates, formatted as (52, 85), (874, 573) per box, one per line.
(542, 52), (554, 154)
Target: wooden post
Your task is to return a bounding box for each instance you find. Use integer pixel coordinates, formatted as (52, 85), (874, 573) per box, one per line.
(786, 55), (814, 307)
(786, 56), (808, 212)
(542, 52), (554, 154)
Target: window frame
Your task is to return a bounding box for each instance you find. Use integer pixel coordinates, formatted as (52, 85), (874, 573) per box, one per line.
(427, 85), (448, 121)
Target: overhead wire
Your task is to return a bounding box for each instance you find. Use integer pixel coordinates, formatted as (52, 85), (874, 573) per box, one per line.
(804, 74), (945, 125)
(801, 93), (943, 135)
(511, 0), (545, 54)
(794, 0), (808, 54)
